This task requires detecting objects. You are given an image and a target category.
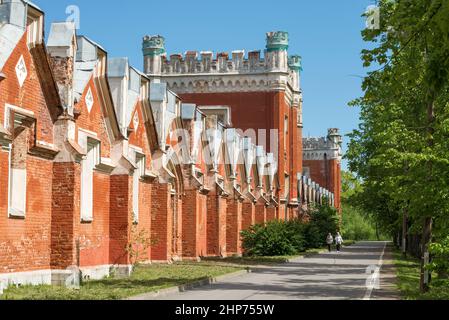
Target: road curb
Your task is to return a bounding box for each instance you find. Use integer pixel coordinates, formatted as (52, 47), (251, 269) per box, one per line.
(126, 269), (250, 300)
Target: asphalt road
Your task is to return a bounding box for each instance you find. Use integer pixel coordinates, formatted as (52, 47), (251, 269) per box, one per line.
(154, 241), (399, 300)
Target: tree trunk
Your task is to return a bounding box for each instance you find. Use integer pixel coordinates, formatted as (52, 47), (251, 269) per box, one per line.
(402, 208), (408, 258)
(420, 98), (435, 293)
(420, 217), (433, 292)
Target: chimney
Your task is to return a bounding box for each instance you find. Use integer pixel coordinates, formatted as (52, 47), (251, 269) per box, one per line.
(47, 22), (77, 116)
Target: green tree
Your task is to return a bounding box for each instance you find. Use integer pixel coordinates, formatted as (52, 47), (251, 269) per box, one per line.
(348, 0), (449, 292)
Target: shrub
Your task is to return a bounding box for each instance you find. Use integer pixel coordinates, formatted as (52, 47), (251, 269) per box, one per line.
(304, 204), (340, 248)
(241, 204), (339, 257)
(428, 236), (449, 278)
(241, 221), (306, 256)
(341, 205), (378, 241)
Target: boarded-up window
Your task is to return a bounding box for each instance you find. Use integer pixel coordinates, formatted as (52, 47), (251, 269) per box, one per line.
(8, 126), (27, 218)
(284, 116), (288, 151)
(5, 106), (34, 219)
(132, 151), (145, 224)
(80, 135), (100, 222)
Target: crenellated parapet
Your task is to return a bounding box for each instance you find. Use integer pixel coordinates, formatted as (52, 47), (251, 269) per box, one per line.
(142, 32), (302, 103)
(303, 128), (343, 162)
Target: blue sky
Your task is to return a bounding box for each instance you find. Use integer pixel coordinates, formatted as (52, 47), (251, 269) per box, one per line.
(35, 0), (375, 170)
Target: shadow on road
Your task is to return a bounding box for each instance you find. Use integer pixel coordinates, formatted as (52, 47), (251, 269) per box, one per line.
(154, 242), (400, 300)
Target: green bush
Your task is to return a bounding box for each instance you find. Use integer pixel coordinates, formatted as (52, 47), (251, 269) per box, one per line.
(304, 204), (340, 248)
(341, 204), (379, 241)
(241, 204), (339, 257)
(428, 236), (449, 277)
(241, 220), (306, 256)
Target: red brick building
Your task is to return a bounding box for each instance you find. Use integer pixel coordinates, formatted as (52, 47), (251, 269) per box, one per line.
(142, 32), (305, 221)
(0, 1), (341, 292)
(303, 129), (343, 211)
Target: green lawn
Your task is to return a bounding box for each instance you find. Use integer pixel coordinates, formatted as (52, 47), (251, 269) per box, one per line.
(394, 250), (449, 300)
(0, 262), (243, 300)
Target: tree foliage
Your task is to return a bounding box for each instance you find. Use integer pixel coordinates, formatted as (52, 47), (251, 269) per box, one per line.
(241, 204), (339, 257)
(347, 0), (449, 289)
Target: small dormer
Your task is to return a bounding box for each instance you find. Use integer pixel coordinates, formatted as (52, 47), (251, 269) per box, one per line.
(0, 0), (43, 71)
(149, 82), (178, 152)
(25, 1), (43, 48)
(225, 128), (242, 181)
(108, 58), (142, 138)
(242, 137), (255, 185)
(0, 0), (44, 47)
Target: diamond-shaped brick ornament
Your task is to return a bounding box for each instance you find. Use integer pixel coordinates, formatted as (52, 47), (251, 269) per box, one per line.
(133, 111), (139, 131)
(85, 87), (94, 113)
(15, 55), (27, 87)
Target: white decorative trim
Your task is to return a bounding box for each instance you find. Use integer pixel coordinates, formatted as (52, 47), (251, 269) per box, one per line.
(15, 55), (27, 88)
(163, 73), (294, 95)
(85, 87), (94, 113)
(0, 265), (133, 294)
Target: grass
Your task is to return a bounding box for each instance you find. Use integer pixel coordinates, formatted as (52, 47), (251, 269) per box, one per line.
(0, 262), (243, 300)
(393, 249), (449, 300)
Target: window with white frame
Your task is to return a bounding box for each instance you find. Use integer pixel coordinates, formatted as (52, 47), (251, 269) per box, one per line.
(284, 116), (289, 151)
(26, 8), (43, 48)
(8, 126), (27, 218)
(132, 152), (145, 224)
(284, 174), (290, 200)
(80, 137), (100, 222)
(6, 106), (35, 219)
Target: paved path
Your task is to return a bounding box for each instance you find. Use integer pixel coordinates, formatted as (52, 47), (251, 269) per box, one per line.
(153, 241), (400, 300)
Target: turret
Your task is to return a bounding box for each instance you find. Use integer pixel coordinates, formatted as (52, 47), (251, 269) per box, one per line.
(288, 55), (302, 92)
(327, 128), (343, 161)
(142, 35), (165, 76)
(265, 31), (289, 71)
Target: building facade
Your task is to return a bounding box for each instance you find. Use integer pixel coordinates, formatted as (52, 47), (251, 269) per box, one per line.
(142, 32), (304, 221)
(303, 129), (343, 211)
(0, 0), (341, 293)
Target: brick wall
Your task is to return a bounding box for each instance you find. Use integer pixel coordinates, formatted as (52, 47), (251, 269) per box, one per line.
(51, 162), (79, 269)
(266, 206), (276, 222)
(0, 30), (58, 275)
(303, 158), (341, 211)
(180, 91), (302, 207)
(181, 189), (207, 259)
(241, 201), (255, 231)
(109, 175), (130, 266)
(255, 203), (267, 225)
(206, 193), (228, 257)
(150, 183), (172, 261)
(0, 156), (53, 274)
(226, 198), (242, 256)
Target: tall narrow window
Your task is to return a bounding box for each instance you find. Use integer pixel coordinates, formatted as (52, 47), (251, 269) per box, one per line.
(284, 116), (289, 151)
(8, 126), (27, 218)
(284, 174), (290, 200)
(80, 137), (100, 222)
(6, 107), (34, 218)
(132, 152), (145, 224)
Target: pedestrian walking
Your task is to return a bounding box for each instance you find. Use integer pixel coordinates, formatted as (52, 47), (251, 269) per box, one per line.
(335, 232), (343, 252)
(326, 233), (334, 252)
